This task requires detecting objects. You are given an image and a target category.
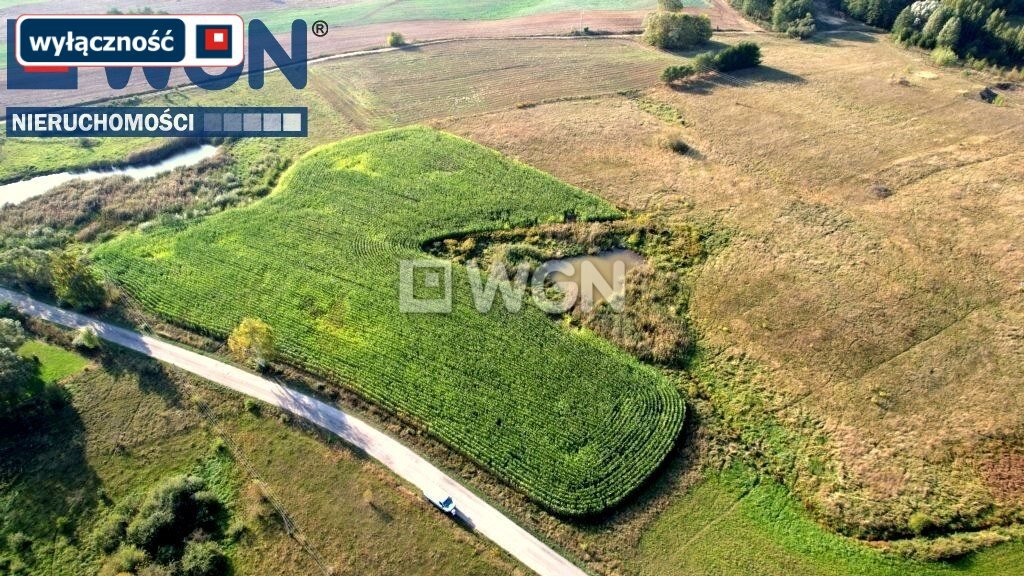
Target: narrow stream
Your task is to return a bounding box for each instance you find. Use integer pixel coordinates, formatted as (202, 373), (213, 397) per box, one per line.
(0, 144), (220, 207)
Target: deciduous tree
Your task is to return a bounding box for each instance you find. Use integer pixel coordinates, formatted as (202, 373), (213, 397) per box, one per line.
(228, 318), (275, 368)
(643, 12), (713, 49)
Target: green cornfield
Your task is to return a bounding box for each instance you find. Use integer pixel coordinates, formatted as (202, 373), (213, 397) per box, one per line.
(94, 126), (684, 515)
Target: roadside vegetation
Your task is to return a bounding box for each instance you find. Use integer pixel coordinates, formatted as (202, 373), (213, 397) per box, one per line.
(0, 330), (518, 575)
(386, 31), (407, 47)
(92, 126), (685, 516)
(0, 308), (72, 430)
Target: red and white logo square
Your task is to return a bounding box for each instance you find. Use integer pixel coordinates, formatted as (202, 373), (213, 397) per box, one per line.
(204, 28), (230, 51)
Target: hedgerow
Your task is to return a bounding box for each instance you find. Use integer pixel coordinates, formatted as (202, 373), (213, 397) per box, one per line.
(94, 126), (685, 515)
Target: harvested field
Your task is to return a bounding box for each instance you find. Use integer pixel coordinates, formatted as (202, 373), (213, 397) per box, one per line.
(437, 31), (1024, 538)
(310, 38), (681, 127)
(0, 0), (755, 111)
(1, 37), (682, 181)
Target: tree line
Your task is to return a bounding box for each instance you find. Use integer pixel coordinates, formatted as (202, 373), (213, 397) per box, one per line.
(843, 0), (1024, 67)
(731, 0), (818, 38)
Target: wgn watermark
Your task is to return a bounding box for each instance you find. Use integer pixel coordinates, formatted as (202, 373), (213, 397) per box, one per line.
(399, 259), (629, 315)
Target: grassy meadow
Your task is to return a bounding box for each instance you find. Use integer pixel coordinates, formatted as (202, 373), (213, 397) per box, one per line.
(93, 126), (685, 516)
(17, 340), (89, 384)
(438, 29), (1024, 545)
(632, 465), (1024, 576)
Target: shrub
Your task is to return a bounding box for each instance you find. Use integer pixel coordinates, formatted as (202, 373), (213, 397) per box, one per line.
(72, 326), (101, 350)
(932, 46), (958, 66)
(0, 248), (53, 294)
(6, 532), (31, 553)
(643, 12), (713, 49)
(658, 0), (686, 10)
(787, 13), (817, 39)
(692, 51), (718, 72)
(244, 398), (261, 415)
(125, 475), (221, 554)
(113, 545), (148, 573)
(180, 541), (228, 576)
(137, 564), (174, 576)
(908, 511), (935, 535)
(93, 510), (132, 553)
(661, 136), (691, 155)
(741, 0), (774, 21)
(661, 64), (697, 83)
(0, 347), (36, 402)
(386, 31), (406, 47)
(772, 0), (813, 30)
(714, 41), (762, 71)
(50, 248), (106, 311)
(0, 318), (26, 350)
(668, 42), (762, 83)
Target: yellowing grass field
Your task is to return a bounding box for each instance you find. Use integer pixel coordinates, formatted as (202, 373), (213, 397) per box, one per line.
(438, 31), (1024, 541)
(310, 38), (682, 129)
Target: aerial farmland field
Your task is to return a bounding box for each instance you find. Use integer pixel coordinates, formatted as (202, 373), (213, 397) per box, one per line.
(2, 1), (1024, 576)
(243, 0), (681, 32)
(92, 126), (685, 515)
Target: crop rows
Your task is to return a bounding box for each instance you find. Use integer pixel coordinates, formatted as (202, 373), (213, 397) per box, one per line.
(94, 127), (685, 515)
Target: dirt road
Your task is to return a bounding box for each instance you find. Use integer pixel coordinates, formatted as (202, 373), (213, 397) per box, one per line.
(0, 287), (587, 576)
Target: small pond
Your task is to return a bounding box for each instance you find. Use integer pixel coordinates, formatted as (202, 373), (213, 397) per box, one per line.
(541, 249), (645, 309)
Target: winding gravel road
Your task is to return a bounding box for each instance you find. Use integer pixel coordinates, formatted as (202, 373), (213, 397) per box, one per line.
(0, 287), (587, 576)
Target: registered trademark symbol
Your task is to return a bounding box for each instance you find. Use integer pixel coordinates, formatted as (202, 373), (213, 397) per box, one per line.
(312, 20), (329, 37)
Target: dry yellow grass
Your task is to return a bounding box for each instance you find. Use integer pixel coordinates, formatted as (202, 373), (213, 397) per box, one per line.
(437, 31), (1024, 536)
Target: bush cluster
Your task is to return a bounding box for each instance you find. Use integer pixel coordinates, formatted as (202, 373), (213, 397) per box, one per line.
(93, 475), (229, 575)
(662, 42), (763, 83)
(0, 247), (106, 311)
(0, 315), (64, 430)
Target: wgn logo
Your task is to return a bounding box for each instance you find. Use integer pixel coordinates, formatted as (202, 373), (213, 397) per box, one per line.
(7, 15), (307, 91)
